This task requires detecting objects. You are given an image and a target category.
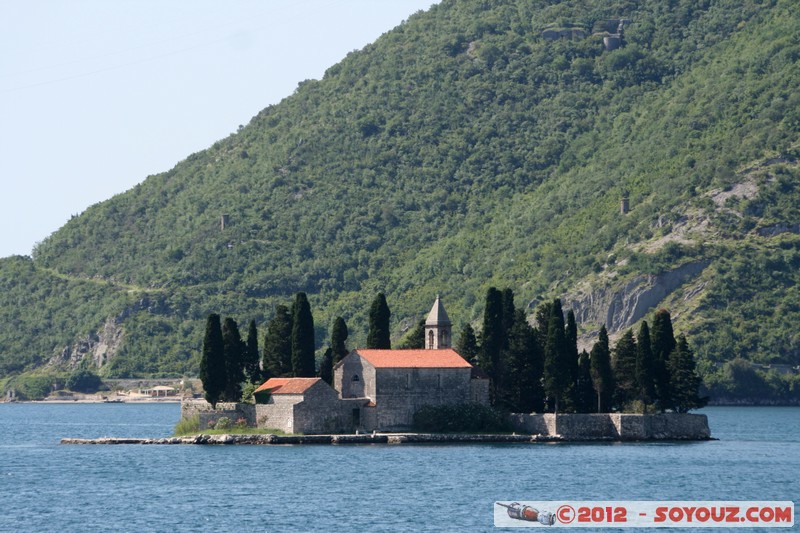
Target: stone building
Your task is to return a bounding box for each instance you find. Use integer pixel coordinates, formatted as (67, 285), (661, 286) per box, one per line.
(334, 348), (489, 431)
(253, 377), (366, 434)
(250, 297), (489, 433)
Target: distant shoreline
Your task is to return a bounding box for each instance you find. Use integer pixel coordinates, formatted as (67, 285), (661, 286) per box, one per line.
(2, 395), (182, 405)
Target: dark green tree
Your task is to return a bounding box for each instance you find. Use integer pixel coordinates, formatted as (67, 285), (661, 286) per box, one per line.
(564, 309), (580, 411)
(534, 301), (553, 349)
(612, 329), (638, 410)
(500, 288), (516, 349)
(575, 349), (595, 413)
(399, 319), (425, 349)
(635, 321), (656, 407)
(478, 287), (504, 403)
(222, 317), (245, 402)
(504, 308), (544, 412)
(263, 305), (293, 378)
(455, 323), (480, 365)
(200, 313), (225, 409)
(494, 288), (518, 402)
(291, 292), (316, 377)
(651, 309), (677, 411)
(367, 293), (391, 349)
(590, 325), (614, 413)
(65, 367), (103, 393)
(668, 335), (709, 413)
(319, 347), (333, 385)
(330, 316), (349, 364)
(542, 299), (570, 413)
(243, 319), (261, 384)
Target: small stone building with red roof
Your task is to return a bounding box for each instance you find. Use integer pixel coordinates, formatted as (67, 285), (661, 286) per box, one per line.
(253, 377), (367, 434)
(252, 297), (489, 433)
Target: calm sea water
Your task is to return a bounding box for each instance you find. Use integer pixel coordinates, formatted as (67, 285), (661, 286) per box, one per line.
(0, 404), (797, 532)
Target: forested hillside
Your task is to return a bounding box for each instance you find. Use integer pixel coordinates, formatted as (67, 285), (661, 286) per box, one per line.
(2, 0), (799, 401)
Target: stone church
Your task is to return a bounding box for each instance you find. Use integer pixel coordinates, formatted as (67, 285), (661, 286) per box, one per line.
(252, 297), (489, 434)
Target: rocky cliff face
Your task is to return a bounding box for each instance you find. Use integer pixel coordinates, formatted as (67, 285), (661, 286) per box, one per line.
(565, 260), (710, 334)
(45, 295), (172, 372)
(47, 317), (124, 371)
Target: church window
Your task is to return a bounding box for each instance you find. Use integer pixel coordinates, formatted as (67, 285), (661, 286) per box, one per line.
(428, 330), (434, 349)
(352, 374), (360, 382)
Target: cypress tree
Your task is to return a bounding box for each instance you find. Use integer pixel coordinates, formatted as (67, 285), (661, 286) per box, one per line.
(291, 292), (316, 377)
(575, 349), (595, 413)
(498, 308), (522, 410)
(564, 309), (580, 411)
(506, 308), (543, 413)
(478, 287), (504, 402)
(243, 319), (261, 384)
(200, 313), (225, 409)
(612, 329), (638, 410)
(635, 321), (656, 408)
(455, 323), (480, 365)
(590, 325), (614, 412)
(330, 317), (349, 364)
(500, 288), (516, 349)
(319, 347), (333, 385)
(651, 309), (677, 411)
(542, 299), (569, 413)
(534, 301), (553, 350)
(668, 335), (708, 413)
(494, 288), (517, 403)
(367, 293), (391, 349)
(263, 305), (293, 377)
(222, 317), (245, 402)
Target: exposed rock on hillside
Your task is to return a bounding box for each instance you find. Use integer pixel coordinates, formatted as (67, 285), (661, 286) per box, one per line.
(47, 317), (124, 371)
(566, 260), (710, 333)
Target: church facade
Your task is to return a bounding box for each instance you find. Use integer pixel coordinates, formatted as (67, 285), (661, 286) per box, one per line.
(251, 297), (489, 433)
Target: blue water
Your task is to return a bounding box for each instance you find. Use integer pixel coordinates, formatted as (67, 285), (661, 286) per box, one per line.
(0, 405), (797, 532)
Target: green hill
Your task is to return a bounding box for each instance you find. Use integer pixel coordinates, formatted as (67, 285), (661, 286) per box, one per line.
(2, 0), (799, 402)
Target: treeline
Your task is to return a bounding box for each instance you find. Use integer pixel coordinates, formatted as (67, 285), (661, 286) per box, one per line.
(199, 292), (392, 407)
(201, 287), (706, 414)
(462, 287), (707, 414)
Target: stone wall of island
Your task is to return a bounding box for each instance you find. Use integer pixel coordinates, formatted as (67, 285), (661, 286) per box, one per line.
(508, 412), (711, 440)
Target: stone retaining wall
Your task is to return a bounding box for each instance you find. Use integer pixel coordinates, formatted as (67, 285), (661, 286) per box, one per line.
(179, 400), (710, 440)
(60, 414), (711, 446)
(508, 413), (710, 440)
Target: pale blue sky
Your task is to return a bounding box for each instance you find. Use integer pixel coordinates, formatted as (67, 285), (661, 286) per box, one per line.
(0, 1), (438, 258)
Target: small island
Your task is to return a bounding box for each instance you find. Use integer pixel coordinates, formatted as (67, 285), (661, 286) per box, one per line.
(63, 295), (711, 445)
(62, 411), (711, 446)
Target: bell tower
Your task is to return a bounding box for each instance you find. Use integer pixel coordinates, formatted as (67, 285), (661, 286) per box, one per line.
(424, 295), (452, 349)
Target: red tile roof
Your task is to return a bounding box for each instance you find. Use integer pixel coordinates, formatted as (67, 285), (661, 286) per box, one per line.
(354, 348), (472, 368)
(254, 377), (320, 395)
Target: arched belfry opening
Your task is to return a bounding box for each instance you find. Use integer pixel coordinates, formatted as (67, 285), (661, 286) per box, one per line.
(424, 295), (452, 349)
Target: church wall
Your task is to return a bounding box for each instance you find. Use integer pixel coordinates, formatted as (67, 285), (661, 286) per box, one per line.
(334, 354), (375, 399)
(291, 380), (364, 434)
(470, 378), (490, 405)
(374, 367), (472, 430)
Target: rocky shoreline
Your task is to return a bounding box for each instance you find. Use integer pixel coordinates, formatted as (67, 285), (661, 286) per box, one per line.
(61, 432), (714, 446)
